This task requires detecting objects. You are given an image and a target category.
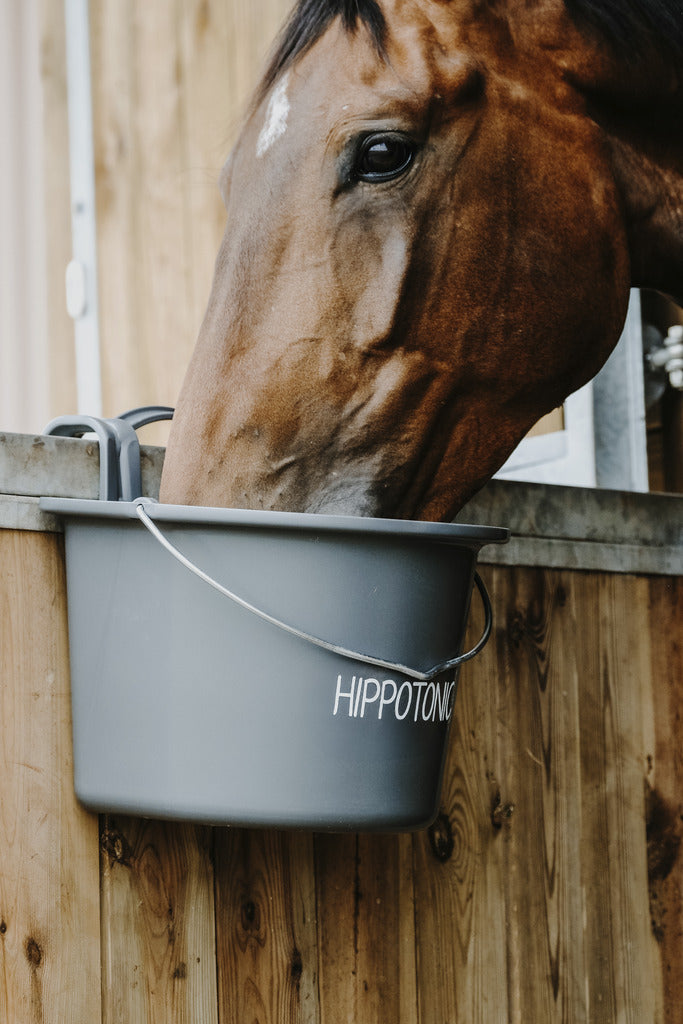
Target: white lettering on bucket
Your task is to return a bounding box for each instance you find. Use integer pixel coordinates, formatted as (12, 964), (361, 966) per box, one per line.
(438, 682), (452, 720)
(353, 678), (363, 717)
(378, 679), (397, 719)
(333, 675), (457, 724)
(333, 675), (356, 716)
(422, 682), (436, 721)
(412, 681), (427, 722)
(395, 681), (413, 720)
(360, 677), (381, 717)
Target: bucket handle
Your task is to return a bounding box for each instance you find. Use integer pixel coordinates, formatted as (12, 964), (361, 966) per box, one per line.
(134, 499), (493, 683)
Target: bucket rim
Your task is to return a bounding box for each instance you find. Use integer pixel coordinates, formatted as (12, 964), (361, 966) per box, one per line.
(40, 496), (509, 546)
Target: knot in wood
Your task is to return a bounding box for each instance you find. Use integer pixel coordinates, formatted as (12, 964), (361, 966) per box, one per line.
(25, 937), (42, 968)
(290, 948), (303, 984)
(428, 812), (454, 862)
(241, 899), (260, 932)
(646, 785), (682, 883)
(101, 825), (133, 867)
(491, 797), (515, 829)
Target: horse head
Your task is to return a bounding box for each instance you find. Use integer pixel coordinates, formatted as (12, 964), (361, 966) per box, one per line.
(160, 0), (683, 519)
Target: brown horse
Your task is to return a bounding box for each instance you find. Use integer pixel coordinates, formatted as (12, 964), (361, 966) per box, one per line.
(160, 0), (683, 521)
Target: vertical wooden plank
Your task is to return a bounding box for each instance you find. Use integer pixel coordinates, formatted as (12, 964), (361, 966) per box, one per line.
(411, 567), (508, 1023)
(91, 0), (192, 429)
(0, 531), (101, 1022)
(90, 0), (293, 440)
(314, 831), (417, 1024)
(397, 833), (419, 1024)
(214, 828), (319, 1024)
(91, 8), (223, 1014)
(0, 0), (50, 433)
(126, 0), (194, 419)
(89, 0), (138, 417)
(574, 574), (620, 1023)
(646, 576), (683, 1024)
(40, 0), (78, 420)
(576, 573), (660, 1024)
(100, 818), (218, 1024)
(313, 832), (416, 1023)
(413, 566), (589, 1022)
(501, 568), (586, 1023)
(177, 0), (233, 338)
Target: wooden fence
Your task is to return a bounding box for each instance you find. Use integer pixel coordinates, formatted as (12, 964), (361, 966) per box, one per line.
(1, 431), (681, 1022)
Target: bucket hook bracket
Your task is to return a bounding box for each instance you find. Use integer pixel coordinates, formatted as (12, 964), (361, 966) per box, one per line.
(43, 406), (174, 501)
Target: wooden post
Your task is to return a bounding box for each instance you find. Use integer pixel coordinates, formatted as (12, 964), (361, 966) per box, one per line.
(0, 531), (100, 1022)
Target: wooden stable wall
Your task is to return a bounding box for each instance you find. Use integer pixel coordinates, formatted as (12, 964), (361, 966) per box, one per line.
(1, 433), (682, 1023)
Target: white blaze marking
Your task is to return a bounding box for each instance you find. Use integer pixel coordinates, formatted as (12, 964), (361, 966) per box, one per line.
(256, 73), (291, 157)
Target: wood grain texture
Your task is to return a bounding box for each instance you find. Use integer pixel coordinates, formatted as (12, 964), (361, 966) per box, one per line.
(40, 0), (78, 421)
(503, 568), (587, 1023)
(646, 576), (683, 1024)
(100, 817), (217, 1024)
(89, 0), (292, 440)
(2, 517), (679, 1022)
(91, 0), (191, 435)
(575, 573), (658, 1024)
(214, 828), (319, 1024)
(314, 831), (418, 1024)
(413, 566), (662, 1023)
(411, 603), (507, 1024)
(0, 531), (101, 1022)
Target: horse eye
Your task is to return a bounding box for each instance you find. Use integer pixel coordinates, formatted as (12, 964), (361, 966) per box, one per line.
(355, 133), (415, 182)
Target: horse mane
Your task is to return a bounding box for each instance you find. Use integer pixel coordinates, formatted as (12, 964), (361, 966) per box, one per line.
(258, 0), (683, 101)
(565, 0), (683, 61)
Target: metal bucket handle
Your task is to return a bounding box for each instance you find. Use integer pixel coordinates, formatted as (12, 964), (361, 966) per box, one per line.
(134, 498), (493, 683)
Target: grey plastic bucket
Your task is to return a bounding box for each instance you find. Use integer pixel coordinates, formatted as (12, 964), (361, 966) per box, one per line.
(40, 408), (508, 830)
(41, 493), (507, 831)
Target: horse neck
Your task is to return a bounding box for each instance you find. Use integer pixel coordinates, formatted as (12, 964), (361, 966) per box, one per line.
(501, 0), (683, 303)
(555, 30), (683, 303)
(606, 120), (683, 304)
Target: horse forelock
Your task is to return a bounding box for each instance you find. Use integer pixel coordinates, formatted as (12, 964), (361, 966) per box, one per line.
(258, 0), (387, 102)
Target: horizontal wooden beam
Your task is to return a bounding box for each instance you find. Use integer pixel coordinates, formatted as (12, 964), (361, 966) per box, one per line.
(1, 432), (681, 574)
